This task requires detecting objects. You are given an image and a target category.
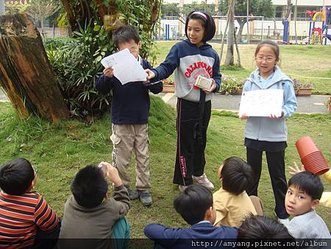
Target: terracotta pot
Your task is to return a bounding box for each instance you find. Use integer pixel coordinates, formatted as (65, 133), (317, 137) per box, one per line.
(295, 136), (329, 175)
(295, 136), (319, 158)
(295, 88), (312, 96)
(301, 151), (329, 175)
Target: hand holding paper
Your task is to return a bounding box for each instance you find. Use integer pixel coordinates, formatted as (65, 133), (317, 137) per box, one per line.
(101, 48), (147, 84)
(239, 89), (284, 118)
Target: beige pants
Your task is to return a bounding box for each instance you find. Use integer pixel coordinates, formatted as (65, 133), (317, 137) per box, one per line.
(111, 124), (150, 190)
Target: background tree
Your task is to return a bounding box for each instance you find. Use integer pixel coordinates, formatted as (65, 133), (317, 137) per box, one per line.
(0, 14), (70, 122)
(26, 0), (60, 33)
(224, 0), (235, 66)
(161, 3), (180, 17)
(219, 0), (274, 42)
(282, 0), (292, 43)
(60, 0), (160, 59)
(4, 1), (29, 14)
(182, 3), (216, 16)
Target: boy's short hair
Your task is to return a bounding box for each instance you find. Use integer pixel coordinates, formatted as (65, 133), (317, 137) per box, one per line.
(238, 215), (294, 240)
(112, 25), (140, 48)
(0, 158), (35, 195)
(221, 156), (253, 195)
(288, 171), (324, 200)
(185, 11), (216, 42)
(71, 165), (108, 208)
(173, 185), (212, 225)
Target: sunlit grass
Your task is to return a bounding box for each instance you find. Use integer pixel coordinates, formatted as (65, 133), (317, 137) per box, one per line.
(0, 99), (330, 238)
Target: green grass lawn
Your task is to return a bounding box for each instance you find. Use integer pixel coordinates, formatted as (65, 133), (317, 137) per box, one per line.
(154, 41), (331, 95)
(0, 97), (330, 238)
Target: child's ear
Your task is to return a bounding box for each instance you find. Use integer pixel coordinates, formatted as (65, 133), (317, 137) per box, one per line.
(312, 199), (320, 209)
(204, 206), (216, 224)
(138, 41), (142, 48)
(27, 175), (37, 191)
(217, 164), (223, 179)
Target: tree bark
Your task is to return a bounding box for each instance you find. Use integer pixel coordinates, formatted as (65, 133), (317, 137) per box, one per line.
(225, 0), (235, 66)
(0, 14), (70, 122)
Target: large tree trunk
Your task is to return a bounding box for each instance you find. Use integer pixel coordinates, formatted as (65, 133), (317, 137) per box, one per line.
(0, 14), (70, 122)
(225, 0), (235, 66)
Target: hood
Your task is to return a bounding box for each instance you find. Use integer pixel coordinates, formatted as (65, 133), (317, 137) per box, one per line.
(247, 66), (293, 89)
(183, 39), (212, 50)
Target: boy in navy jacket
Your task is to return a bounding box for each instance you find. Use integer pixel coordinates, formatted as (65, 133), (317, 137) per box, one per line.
(96, 25), (162, 206)
(144, 185), (237, 249)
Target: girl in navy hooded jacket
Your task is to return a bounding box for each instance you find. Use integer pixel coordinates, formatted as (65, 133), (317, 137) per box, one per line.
(146, 11), (221, 192)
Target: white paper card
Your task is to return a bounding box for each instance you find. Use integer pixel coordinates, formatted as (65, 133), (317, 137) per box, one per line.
(101, 48), (147, 84)
(239, 89), (284, 117)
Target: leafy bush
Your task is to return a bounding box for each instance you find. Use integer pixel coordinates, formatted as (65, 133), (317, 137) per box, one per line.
(220, 76), (244, 95)
(46, 23), (113, 119)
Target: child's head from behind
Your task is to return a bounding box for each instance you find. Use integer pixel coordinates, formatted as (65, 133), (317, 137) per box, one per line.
(238, 215), (294, 242)
(185, 11), (215, 46)
(0, 158), (35, 195)
(113, 25), (140, 58)
(285, 171), (323, 216)
(219, 156), (252, 195)
(254, 40), (280, 77)
(71, 165), (108, 208)
(174, 184), (215, 225)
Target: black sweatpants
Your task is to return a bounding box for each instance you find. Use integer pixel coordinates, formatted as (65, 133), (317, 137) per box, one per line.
(173, 98), (211, 185)
(246, 147), (289, 219)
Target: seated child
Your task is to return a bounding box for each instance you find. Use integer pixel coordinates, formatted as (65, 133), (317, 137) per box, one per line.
(284, 171), (331, 238)
(57, 162), (130, 249)
(144, 185), (237, 249)
(290, 162), (331, 208)
(0, 158), (60, 249)
(237, 215), (295, 248)
(213, 156), (258, 227)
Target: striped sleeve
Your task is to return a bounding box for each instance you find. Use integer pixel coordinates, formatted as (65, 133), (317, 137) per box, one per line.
(34, 195), (59, 232)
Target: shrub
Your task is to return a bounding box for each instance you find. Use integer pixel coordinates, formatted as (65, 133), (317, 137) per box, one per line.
(220, 76), (244, 95)
(46, 23), (113, 119)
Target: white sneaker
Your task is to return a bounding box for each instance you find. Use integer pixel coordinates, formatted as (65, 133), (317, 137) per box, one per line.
(192, 173), (214, 190)
(278, 218), (290, 226)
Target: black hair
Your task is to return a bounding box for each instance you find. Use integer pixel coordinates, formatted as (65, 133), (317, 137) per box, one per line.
(221, 156), (253, 195)
(255, 40), (280, 62)
(238, 215), (294, 241)
(185, 11), (216, 42)
(112, 25), (140, 48)
(71, 165), (108, 208)
(173, 185), (212, 225)
(0, 158), (35, 195)
(288, 171), (324, 200)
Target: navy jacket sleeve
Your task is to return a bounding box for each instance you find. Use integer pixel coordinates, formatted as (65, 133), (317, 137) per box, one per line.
(152, 45), (180, 81)
(143, 60), (163, 94)
(95, 74), (114, 95)
(144, 224), (180, 248)
(212, 51), (221, 93)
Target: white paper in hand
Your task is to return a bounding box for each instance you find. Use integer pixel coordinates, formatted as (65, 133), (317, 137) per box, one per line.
(101, 48), (147, 84)
(239, 89), (284, 117)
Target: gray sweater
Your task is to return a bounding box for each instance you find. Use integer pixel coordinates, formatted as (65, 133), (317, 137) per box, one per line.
(285, 210), (331, 239)
(57, 185), (130, 249)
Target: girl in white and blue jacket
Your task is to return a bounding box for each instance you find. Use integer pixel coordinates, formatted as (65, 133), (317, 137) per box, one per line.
(241, 40), (297, 223)
(146, 11), (221, 192)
